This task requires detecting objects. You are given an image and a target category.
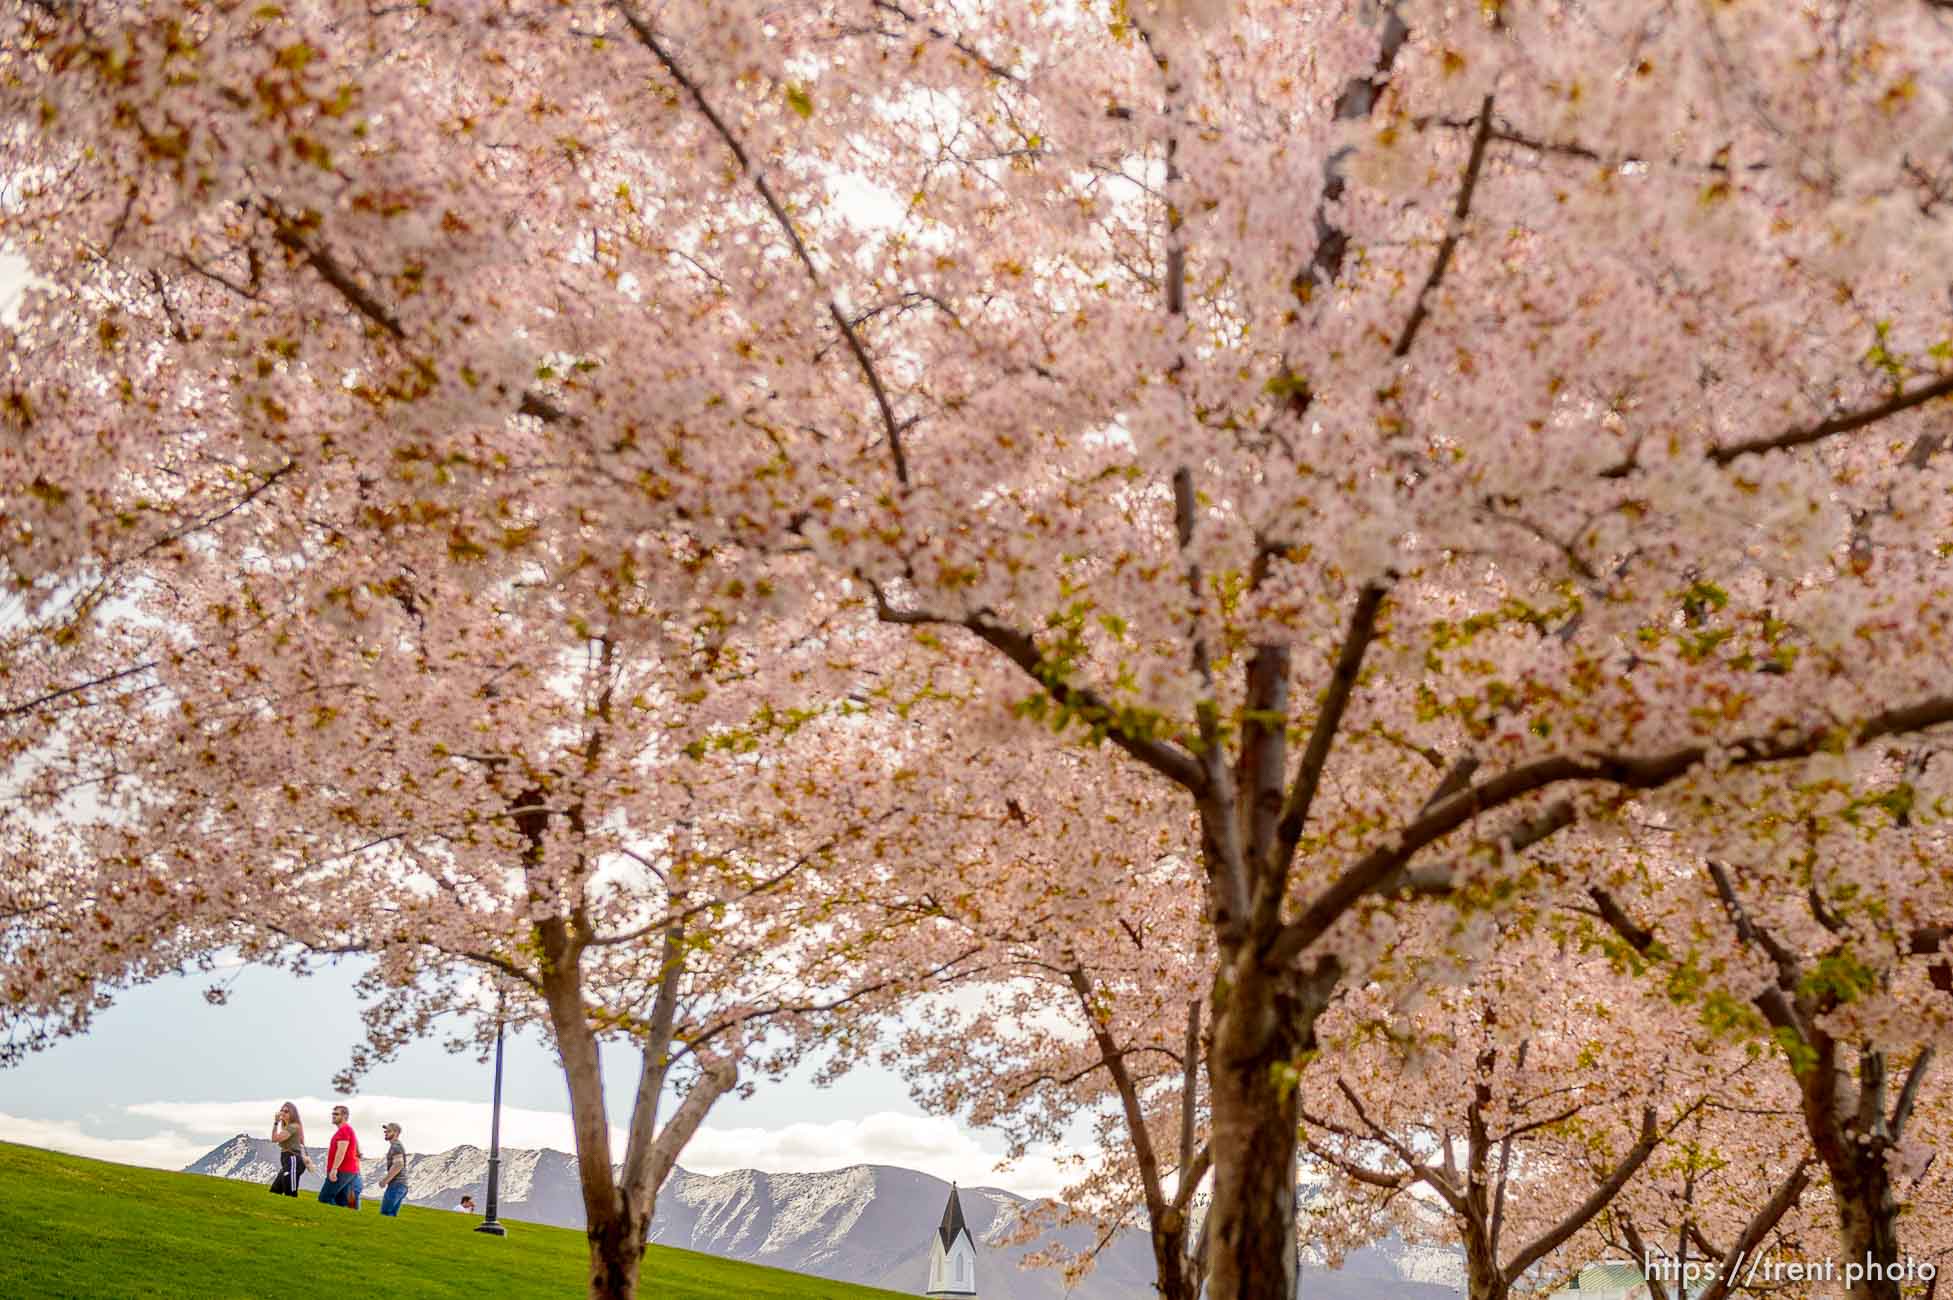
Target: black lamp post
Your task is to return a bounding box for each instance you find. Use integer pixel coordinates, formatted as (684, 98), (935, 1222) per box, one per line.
(475, 996), (508, 1237)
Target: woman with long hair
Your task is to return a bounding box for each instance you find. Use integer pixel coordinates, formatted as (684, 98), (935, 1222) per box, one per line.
(268, 1102), (306, 1196)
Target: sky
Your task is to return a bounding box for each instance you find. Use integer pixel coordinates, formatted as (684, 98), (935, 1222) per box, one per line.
(0, 955), (1083, 1198)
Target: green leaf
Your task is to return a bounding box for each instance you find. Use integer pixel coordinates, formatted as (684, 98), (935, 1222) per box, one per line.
(785, 85), (814, 120)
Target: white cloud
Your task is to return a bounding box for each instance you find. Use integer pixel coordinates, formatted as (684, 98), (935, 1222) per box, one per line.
(7, 1097), (1083, 1199)
(123, 1095), (626, 1160)
(0, 1111), (208, 1171)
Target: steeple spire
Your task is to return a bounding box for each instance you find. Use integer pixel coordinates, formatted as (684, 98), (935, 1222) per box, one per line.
(925, 1180), (978, 1297)
(937, 1182), (970, 1249)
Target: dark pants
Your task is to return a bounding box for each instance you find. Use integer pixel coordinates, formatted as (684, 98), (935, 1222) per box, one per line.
(268, 1150), (304, 1197)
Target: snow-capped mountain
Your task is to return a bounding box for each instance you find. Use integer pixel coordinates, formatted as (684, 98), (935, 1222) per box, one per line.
(186, 1133), (586, 1223)
(187, 1136), (1462, 1299)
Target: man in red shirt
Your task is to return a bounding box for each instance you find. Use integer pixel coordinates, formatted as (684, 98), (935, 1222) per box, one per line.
(318, 1104), (363, 1209)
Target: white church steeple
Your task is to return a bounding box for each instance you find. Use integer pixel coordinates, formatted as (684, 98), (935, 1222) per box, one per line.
(925, 1182), (978, 1298)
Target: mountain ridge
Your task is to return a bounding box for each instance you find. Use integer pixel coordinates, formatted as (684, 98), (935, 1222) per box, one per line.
(186, 1134), (1462, 1299)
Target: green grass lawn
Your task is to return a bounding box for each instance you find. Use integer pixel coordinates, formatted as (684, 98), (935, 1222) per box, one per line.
(0, 1141), (909, 1299)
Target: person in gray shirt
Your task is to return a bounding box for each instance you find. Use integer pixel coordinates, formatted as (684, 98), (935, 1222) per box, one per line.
(377, 1123), (409, 1217)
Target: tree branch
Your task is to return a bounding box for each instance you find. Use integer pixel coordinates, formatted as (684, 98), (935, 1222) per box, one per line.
(1328, 1076), (1465, 1212)
(868, 586), (1209, 792)
(269, 213), (405, 339)
(1299, 1), (1410, 295)
(1502, 1104), (1659, 1285)
(1266, 693), (1953, 968)
(1177, 997), (1201, 1185)
(1706, 861), (1802, 989)
(1301, 1134), (1408, 1190)
(1601, 373), (1953, 477)
(1891, 1047), (1935, 1139)
(1376, 798), (1575, 900)
(868, 0), (1019, 82)
(1, 659), (159, 722)
(613, 2), (911, 486)
(638, 1054), (738, 1207)
(1708, 374), (1953, 465)
(1273, 582), (1388, 876)
(1069, 966), (1166, 1219)
(619, 924), (686, 1203)
(1393, 94), (1495, 359)
(1695, 1158), (1813, 1300)
(1586, 885), (1656, 953)
(1171, 1142), (1210, 1213)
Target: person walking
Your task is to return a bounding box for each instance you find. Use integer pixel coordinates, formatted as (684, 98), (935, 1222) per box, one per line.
(318, 1104), (363, 1209)
(376, 1123), (409, 1218)
(268, 1103), (306, 1197)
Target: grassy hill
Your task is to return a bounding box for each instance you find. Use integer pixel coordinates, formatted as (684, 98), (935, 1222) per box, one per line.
(0, 1141), (912, 1299)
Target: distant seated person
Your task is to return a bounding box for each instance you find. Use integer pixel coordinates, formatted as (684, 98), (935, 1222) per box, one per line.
(317, 1104), (363, 1209)
(457, 1195), (477, 1214)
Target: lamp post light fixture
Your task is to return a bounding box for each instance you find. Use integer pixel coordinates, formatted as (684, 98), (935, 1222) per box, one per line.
(475, 998), (509, 1238)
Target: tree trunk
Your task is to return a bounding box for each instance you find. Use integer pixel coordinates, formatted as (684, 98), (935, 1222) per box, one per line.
(1800, 1045), (1920, 1300)
(1204, 955), (1304, 1300)
(1150, 1215), (1199, 1300)
(536, 916), (647, 1300)
(586, 1203), (648, 1300)
(1830, 1151), (1906, 1300)
(1462, 1230), (1508, 1300)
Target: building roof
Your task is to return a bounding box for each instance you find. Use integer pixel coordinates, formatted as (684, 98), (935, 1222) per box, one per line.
(1551, 1260), (1656, 1297)
(938, 1183), (971, 1250)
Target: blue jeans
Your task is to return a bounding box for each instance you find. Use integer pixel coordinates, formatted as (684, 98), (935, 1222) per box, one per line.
(319, 1172), (363, 1207)
(380, 1182), (408, 1217)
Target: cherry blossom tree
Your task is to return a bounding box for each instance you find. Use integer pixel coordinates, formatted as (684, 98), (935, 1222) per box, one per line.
(1299, 926), (1773, 1300)
(1603, 1093), (1821, 1300)
(2, 370), (944, 1299)
(73, 543), (949, 1299)
(8, 5), (1953, 1300)
(887, 735), (1213, 1300)
(1575, 766), (1953, 1300)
